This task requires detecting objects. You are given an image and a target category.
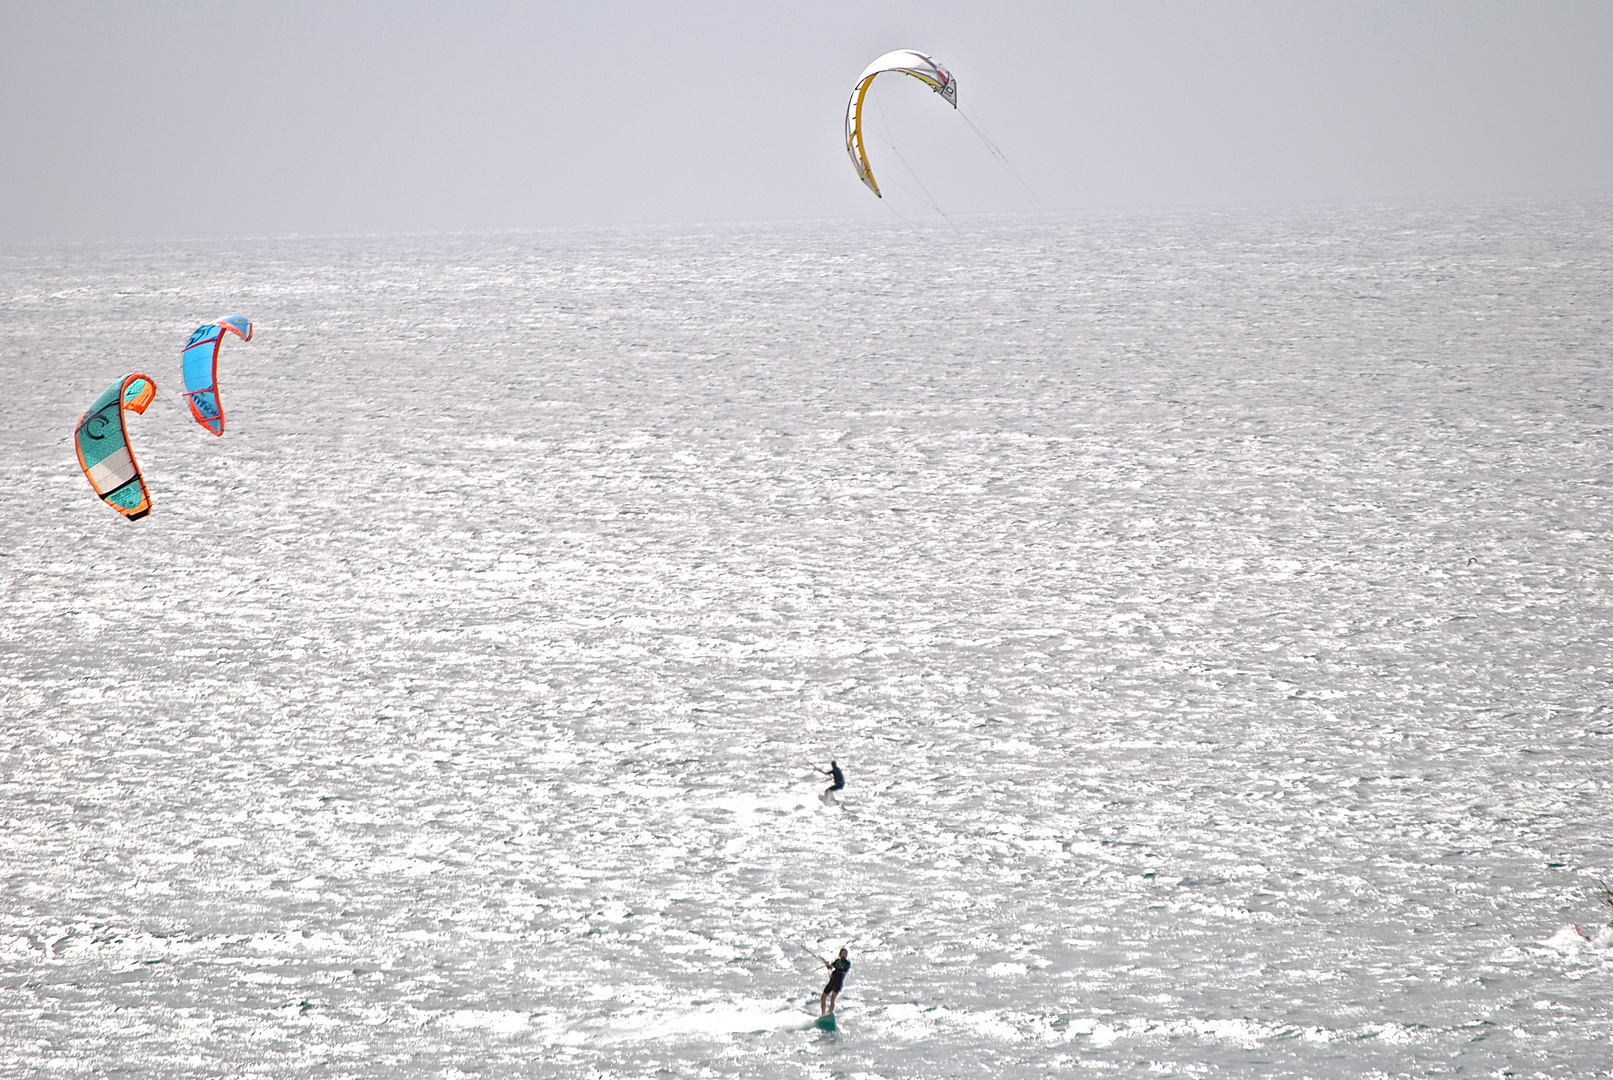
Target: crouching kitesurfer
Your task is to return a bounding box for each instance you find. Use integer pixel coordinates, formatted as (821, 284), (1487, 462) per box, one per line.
(816, 760), (845, 802)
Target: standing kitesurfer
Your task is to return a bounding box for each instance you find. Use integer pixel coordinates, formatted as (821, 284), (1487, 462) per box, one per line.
(816, 760), (845, 799)
(819, 947), (850, 1015)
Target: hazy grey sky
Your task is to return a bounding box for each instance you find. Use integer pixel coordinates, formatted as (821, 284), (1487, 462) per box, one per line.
(2, 1), (1610, 238)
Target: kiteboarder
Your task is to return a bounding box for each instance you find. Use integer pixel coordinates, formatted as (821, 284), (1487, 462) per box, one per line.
(819, 947), (851, 1015)
(815, 760), (845, 799)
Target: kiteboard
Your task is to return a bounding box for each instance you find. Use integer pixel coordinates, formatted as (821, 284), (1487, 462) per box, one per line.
(814, 1012), (837, 1031)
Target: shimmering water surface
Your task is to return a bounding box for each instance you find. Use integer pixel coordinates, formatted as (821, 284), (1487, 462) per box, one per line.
(2, 201), (1611, 1077)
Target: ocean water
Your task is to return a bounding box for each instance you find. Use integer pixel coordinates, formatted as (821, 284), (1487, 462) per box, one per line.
(1, 200), (1610, 1078)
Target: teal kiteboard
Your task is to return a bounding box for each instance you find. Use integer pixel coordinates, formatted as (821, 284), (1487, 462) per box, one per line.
(815, 1013), (837, 1031)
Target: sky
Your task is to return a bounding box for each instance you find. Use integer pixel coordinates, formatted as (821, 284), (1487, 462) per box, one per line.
(1, 0), (1611, 238)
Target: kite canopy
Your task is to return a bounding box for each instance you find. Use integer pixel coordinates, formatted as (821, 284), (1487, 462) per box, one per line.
(181, 315), (253, 435)
(75, 372), (158, 520)
(844, 49), (957, 198)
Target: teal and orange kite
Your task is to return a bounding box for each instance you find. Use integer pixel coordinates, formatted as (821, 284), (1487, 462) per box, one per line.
(181, 315), (253, 435)
(74, 372), (158, 520)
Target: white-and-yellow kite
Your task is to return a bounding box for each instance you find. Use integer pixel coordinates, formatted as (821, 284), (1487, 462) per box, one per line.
(844, 50), (957, 198)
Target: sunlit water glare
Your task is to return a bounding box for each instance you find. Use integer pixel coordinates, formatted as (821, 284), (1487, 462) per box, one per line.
(2, 200), (1611, 1077)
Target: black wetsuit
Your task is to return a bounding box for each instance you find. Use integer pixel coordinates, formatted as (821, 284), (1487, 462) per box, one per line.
(824, 955), (850, 993)
(828, 763), (845, 791)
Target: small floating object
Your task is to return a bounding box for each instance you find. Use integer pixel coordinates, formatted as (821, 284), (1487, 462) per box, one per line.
(815, 1013), (837, 1031)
